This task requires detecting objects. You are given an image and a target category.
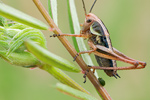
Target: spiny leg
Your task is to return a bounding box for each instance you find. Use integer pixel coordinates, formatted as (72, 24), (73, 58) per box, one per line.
(94, 50), (139, 67)
(50, 33), (146, 70)
(73, 49), (96, 61)
(50, 34), (90, 38)
(74, 40), (97, 61)
(88, 65), (145, 70)
(113, 47), (146, 67)
(87, 42), (140, 67)
(84, 42), (140, 67)
(74, 41), (144, 70)
(50, 34), (60, 37)
(94, 45), (139, 67)
(76, 44), (145, 70)
(82, 69), (90, 83)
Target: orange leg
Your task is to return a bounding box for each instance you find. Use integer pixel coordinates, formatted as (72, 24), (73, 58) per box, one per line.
(50, 31), (92, 39)
(73, 49), (96, 61)
(73, 39), (97, 61)
(74, 41), (146, 70)
(50, 34), (89, 38)
(112, 47), (146, 67)
(94, 45), (139, 66)
(88, 64), (145, 70)
(50, 33), (146, 70)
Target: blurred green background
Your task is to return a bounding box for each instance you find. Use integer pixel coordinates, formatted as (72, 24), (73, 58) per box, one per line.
(0, 0), (150, 100)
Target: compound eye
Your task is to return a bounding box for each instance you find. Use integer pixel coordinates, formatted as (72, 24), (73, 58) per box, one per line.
(86, 19), (92, 23)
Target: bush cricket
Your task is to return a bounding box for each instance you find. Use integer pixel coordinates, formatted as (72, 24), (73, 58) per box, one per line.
(50, 0), (146, 79)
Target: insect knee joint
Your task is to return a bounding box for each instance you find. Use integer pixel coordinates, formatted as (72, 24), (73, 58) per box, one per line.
(134, 61), (139, 67)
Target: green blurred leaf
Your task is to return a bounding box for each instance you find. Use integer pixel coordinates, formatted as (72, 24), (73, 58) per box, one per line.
(0, 3), (48, 30)
(25, 40), (80, 73)
(0, 16), (5, 26)
(41, 64), (89, 94)
(0, 20), (45, 67)
(7, 27), (46, 55)
(67, 0), (79, 52)
(48, 0), (58, 26)
(48, 0), (53, 19)
(56, 83), (98, 100)
(0, 51), (39, 66)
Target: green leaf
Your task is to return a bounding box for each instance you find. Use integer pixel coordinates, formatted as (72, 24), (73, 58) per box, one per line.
(25, 40), (80, 73)
(0, 51), (39, 66)
(0, 22), (41, 67)
(68, 0), (98, 78)
(48, 0), (58, 26)
(67, 0), (79, 52)
(41, 64), (89, 94)
(0, 16), (5, 26)
(7, 27), (46, 55)
(0, 3), (48, 30)
(48, 0), (53, 19)
(56, 83), (98, 100)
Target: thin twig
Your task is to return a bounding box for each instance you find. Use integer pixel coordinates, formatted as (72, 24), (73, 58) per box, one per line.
(32, 0), (112, 99)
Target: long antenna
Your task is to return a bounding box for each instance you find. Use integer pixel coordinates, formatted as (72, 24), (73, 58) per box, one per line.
(89, 0), (97, 13)
(82, 0), (87, 16)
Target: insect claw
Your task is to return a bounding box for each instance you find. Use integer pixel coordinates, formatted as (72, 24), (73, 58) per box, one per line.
(50, 34), (60, 37)
(83, 73), (86, 78)
(83, 72), (87, 83)
(73, 53), (79, 61)
(83, 79), (86, 83)
(73, 56), (77, 61)
(142, 62), (146, 67)
(83, 69), (89, 83)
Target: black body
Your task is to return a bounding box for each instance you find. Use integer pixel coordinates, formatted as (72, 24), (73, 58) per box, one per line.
(90, 21), (118, 77)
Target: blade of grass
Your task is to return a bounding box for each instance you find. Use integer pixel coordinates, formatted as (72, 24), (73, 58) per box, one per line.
(48, 0), (58, 26)
(67, 0), (79, 52)
(0, 3), (48, 30)
(56, 83), (98, 100)
(68, 0), (98, 78)
(47, 0), (53, 19)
